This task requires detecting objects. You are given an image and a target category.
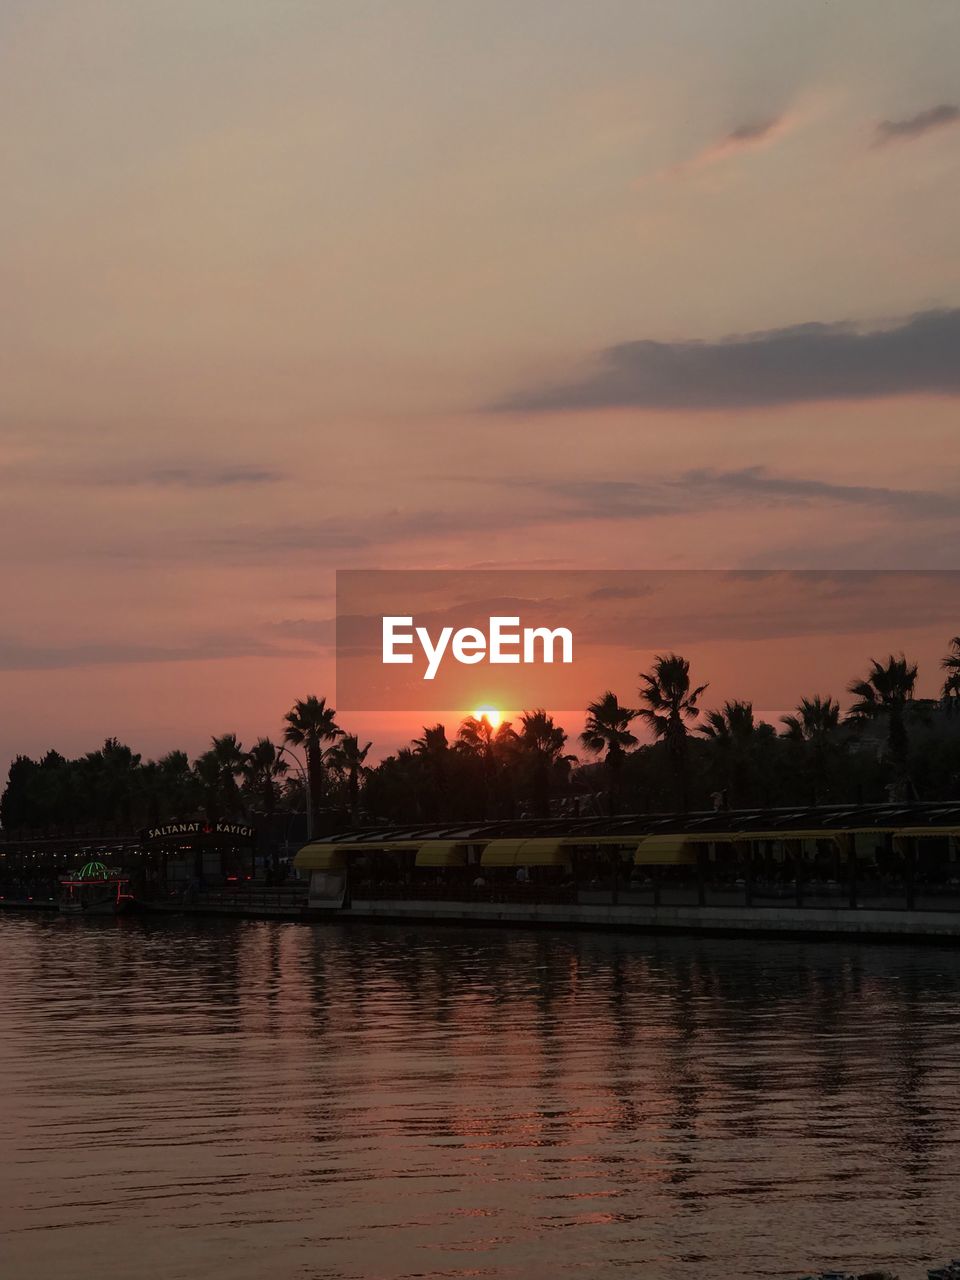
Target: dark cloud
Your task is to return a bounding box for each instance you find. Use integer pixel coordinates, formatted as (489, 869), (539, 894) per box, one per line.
(494, 309), (960, 411)
(875, 104), (960, 145)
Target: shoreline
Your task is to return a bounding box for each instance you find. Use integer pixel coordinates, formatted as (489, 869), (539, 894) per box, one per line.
(7, 892), (960, 943)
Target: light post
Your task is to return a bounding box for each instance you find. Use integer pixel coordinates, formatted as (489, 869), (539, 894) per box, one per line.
(278, 745), (313, 841)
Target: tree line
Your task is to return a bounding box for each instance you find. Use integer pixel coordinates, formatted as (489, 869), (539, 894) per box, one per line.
(4, 642), (960, 838)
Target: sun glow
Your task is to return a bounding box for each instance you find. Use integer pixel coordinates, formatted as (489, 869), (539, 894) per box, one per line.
(472, 705), (502, 729)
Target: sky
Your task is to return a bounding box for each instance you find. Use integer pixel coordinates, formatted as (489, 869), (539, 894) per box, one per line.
(2, 0), (960, 769)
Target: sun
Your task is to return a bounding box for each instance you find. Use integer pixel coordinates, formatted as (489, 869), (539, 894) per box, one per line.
(472, 705), (502, 729)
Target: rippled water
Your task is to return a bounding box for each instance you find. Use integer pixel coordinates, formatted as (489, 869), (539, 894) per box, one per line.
(3, 914), (960, 1279)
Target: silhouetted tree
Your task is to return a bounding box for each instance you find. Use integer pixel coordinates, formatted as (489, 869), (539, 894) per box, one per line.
(283, 696), (342, 831)
(638, 654), (707, 810)
(847, 655), (918, 788)
(698, 700), (757, 807)
(580, 691), (638, 814)
(327, 734), (372, 826)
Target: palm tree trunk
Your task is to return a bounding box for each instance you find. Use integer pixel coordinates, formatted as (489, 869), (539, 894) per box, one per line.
(306, 743), (323, 834)
(349, 766), (360, 826)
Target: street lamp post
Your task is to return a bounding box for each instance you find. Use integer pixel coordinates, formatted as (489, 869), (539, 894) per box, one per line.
(278, 745), (313, 841)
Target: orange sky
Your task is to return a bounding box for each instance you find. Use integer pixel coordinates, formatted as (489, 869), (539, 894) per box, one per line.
(2, 2), (960, 768)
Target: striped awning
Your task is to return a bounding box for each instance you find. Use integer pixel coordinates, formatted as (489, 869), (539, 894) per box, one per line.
(416, 841), (468, 868)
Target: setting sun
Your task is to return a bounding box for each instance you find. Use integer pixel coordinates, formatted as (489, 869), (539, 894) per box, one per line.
(472, 705), (502, 729)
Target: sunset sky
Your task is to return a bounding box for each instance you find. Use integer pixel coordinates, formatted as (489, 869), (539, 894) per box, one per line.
(3, 0), (960, 769)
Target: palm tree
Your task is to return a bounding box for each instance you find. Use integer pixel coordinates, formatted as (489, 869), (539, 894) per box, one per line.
(413, 724), (449, 756)
(698, 700), (756, 807)
(152, 749), (198, 823)
(517, 709), (571, 818)
(456, 715), (495, 756)
(243, 738), (288, 818)
(637, 653), (707, 810)
(412, 724), (451, 815)
(579, 692), (638, 814)
(456, 715), (517, 819)
(283, 696), (342, 832)
(942, 637), (960, 713)
(780, 695), (842, 803)
(847, 655), (918, 782)
(241, 739), (288, 872)
(327, 734), (372, 826)
(211, 733), (248, 817)
(193, 750), (222, 821)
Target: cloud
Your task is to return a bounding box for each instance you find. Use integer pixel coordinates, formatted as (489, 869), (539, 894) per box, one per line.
(494, 309), (960, 412)
(875, 104), (960, 145)
(0, 633), (304, 673)
(652, 114), (796, 181)
(0, 459), (287, 493)
(96, 464), (285, 488)
(269, 617), (337, 646)
(536, 467), (960, 521)
(691, 116), (788, 163)
(81, 466), (960, 573)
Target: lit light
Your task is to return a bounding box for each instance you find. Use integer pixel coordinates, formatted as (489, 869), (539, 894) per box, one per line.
(472, 705), (502, 729)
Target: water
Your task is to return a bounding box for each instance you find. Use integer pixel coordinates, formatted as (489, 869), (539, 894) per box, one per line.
(2, 915), (960, 1280)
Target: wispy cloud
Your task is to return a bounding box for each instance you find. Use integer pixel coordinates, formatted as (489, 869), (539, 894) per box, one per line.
(542, 468), (960, 519)
(0, 632), (303, 673)
(198, 468), (960, 567)
(875, 103), (960, 145)
(653, 113), (796, 181)
(689, 115), (790, 164)
(494, 309), (960, 412)
(1, 461), (286, 490)
(95, 464), (285, 489)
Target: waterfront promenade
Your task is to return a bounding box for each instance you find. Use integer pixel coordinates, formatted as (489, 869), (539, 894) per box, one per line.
(6, 802), (960, 940)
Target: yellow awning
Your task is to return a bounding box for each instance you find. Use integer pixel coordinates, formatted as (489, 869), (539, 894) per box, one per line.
(634, 836), (699, 866)
(517, 838), (571, 867)
(480, 840), (527, 867)
(416, 841), (468, 867)
(294, 842), (346, 871)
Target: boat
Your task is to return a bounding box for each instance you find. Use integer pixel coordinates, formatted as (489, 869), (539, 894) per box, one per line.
(59, 861), (136, 915)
